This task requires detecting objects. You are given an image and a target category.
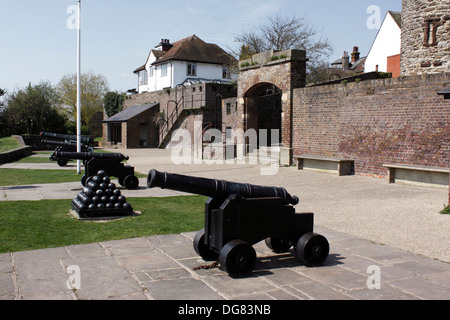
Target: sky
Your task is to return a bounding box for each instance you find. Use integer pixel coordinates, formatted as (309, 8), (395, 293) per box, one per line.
(0, 0), (401, 94)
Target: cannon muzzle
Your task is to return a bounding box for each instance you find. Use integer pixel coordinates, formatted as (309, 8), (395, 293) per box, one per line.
(147, 169), (299, 205)
(51, 151), (129, 162)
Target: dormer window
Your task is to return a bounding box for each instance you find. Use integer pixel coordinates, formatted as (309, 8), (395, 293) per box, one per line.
(187, 63), (197, 76)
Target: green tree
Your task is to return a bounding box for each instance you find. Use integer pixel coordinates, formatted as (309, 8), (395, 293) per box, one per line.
(2, 82), (68, 135)
(233, 12), (333, 82)
(57, 71), (109, 126)
(103, 91), (124, 118)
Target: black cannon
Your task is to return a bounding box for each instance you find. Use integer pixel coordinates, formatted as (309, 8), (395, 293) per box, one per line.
(40, 132), (94, 146)
(42, 139), (92, 166)
(40, 132), (94, 166)
(52, 151), (139, 189)
(147, 169), (329, 277)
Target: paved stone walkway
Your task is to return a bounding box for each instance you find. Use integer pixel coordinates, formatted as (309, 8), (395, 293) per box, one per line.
(1, 149), (449, 301)
(1, 226), (449, 300)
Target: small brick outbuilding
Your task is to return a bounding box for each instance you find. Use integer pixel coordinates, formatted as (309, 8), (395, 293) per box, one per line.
(103, 103), (160, 149)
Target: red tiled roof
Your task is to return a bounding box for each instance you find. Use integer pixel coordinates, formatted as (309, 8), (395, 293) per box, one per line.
(152, 35), (236, 66)
(134, 35), (236, 73)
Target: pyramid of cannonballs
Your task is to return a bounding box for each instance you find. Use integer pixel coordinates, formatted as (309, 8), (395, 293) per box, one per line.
(72, 170), (133, 219)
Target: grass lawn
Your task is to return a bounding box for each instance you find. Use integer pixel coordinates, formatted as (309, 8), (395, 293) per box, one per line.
(0, 168), (84, 185)
(0, 137), (20, 153)
(0, 196), (206, 254)
(0, 150), (147, 186)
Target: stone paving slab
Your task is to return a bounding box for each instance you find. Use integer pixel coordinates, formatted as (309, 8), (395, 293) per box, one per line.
(1, 226), (449, 301)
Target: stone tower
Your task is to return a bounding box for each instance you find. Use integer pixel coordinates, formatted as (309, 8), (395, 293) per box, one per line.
(401, 0), (450, 76)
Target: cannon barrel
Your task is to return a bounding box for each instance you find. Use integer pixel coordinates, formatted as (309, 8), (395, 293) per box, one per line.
(147, 169), (299, 205)
(41, 139), (80, 147)
(51, 151), (129, 162)
(40, 132), (93, 145)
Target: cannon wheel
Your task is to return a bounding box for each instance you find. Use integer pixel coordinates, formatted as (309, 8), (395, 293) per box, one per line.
(193, 229), (219, 261)
(295, 233), (329, 267)
(124, 175), (139, 190)
(81, 175), (87, 187)
(265, 237), (292, 253)
(219, 240), (256, 278)
(57, 159), (69, 167)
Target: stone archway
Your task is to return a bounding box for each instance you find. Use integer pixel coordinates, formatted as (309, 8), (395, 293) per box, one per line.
(237, 49), (307, 164)
(244, 82), (282, 147)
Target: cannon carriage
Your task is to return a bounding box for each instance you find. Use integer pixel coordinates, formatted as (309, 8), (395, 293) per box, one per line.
(51, 151), (139, 190)
(147, 169), (329, 277)
(40, 132), (94, 166)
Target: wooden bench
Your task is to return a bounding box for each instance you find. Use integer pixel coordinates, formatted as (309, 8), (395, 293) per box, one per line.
(294, 155), (354, 176)
(383, 164), (449, 188)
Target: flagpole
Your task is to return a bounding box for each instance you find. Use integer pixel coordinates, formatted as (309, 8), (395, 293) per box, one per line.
(76, 0), (82, 174)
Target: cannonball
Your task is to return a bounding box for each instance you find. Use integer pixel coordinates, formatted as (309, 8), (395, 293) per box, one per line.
(87, 181), (99, 190)
(113, 189), (121, 197)
(91, 196), (100, 204)
(95, 189), (104, 196)
(106, 203), (114, 209)
(123, 202), (131, 210)
(99, 182), (108, 190)
(114, 202), (123, 209)
(101, 196), (109, 204)
(97, 170), (106, 178)
(109, 196), (117, 203)
(104, 189), (113, 197)
(82, 187), (95, 198)
(97, 203), (105, 209)
(108, 183), (116, 190)
(103, 176), (111, 184)
(88, 204), (96, 210)
(118, 195), (126, 203)
(92, 176), (102, 184)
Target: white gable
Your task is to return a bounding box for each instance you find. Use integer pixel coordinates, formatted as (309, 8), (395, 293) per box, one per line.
(364, 12), (401, 73)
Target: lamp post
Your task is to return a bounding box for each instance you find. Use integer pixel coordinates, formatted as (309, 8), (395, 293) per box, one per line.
(76, 0), (82, 174)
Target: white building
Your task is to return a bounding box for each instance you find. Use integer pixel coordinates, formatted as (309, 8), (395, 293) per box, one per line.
(134, 35), (238, 94)
(364, 11), (402, 73)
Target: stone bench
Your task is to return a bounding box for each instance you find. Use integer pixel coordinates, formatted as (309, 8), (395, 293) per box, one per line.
(294, 155), (354, 176)
(383, 164), (449, 188)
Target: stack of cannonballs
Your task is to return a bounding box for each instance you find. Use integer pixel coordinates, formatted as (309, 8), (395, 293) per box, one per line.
(72, 170), (133, 219)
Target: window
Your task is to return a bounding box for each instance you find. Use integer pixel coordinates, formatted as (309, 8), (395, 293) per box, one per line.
(187, 63), (197, 76)
(161, 64), (168, 77)
(222, 66), (230, 79)
(226, 103), (231, 115)
(139, 70), (148, 85)
(149, 67), (154, 77)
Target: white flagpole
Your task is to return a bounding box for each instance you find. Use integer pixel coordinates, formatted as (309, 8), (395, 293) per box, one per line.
(76, 0), (82, 174)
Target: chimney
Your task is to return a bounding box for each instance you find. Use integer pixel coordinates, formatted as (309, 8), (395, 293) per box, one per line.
(342, 51), (350, 70)
(351, 46), (360, 63)
(157, 39), (173, 52)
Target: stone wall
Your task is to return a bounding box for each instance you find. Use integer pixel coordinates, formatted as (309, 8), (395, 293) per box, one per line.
(293, 72), (450, 178)
(401, 0), (450, 76)
(237, 49), (307, 151)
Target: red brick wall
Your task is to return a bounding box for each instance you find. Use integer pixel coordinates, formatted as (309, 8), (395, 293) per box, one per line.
(387, 54), (401, 78)
(293, 73), (450, 178)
